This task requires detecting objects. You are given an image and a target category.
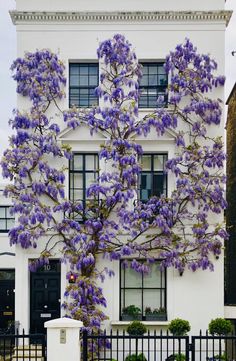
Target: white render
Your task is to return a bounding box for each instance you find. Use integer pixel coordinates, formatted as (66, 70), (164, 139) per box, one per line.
(0, 0), (231, 335)
(45, 318), (83, 361)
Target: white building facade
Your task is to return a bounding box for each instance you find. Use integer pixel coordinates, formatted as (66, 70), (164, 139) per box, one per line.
(0, 0), (231, 335)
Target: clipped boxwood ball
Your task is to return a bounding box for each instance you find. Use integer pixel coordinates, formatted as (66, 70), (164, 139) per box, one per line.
(208, 318), (232, 335)
(127, 321), (147, 336)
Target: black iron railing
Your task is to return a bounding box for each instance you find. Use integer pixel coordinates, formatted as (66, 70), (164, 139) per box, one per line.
(82, 329), (189, 361)
(82, 330), (236, 361)
(0, 329), (46, 361)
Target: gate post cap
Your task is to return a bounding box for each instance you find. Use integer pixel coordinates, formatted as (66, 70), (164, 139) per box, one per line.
(44, 317), (83, 329)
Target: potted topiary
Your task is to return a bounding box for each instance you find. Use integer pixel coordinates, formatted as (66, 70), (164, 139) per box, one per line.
(168, 318), (191, 336)
(208, 318), (233, 335)
(127, 321), (147, 336)
(122, 305), (142, 321)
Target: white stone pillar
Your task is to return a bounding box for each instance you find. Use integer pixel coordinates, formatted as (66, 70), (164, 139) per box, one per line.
(45, 318), (83, 361)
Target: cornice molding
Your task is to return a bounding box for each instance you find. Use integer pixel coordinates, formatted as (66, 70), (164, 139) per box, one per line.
(10, 10), (232, 27)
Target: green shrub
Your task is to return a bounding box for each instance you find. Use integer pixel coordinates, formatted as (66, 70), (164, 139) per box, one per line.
(208, 318), (232, 335)
(127, 321), (147, 336)
(125, 353), (147, 361)
(168, 318), (191, 336)
(122, 305), (141, 316)
(174, 354), (186, 361)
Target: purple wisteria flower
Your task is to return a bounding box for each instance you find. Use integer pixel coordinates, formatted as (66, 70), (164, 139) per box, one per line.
(1, 36), (227, 332)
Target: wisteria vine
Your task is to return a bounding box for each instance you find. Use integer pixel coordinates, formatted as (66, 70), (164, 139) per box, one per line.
(1, 35), (227, 331)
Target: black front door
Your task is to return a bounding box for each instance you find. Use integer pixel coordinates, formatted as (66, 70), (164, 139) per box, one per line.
(0, 270), (15, 330)
(30, 260), (61, 334)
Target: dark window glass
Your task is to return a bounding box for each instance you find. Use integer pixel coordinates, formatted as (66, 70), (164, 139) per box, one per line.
(69, 153), (99, 220)
(139, 63), (168, 108)
(139, 154), (167, 201)
(0, 207), (14, 233)
(120, 260), (166, 320)
(69, 64), (99, 107)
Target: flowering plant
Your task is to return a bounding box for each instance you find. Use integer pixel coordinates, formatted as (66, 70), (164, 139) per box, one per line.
(1, 34), (227, 332)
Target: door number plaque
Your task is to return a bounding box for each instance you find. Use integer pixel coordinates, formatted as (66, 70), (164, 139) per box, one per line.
(60, 328), (66, 344)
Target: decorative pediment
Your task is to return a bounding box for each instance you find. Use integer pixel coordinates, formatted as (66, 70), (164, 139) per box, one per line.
(59, 124), (107, 142)
(136, 127), (177, 142)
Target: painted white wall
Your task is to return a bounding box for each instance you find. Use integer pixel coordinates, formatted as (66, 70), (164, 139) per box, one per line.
(8, 0), (228, 334)
(16, 0), (225, 12)
(45, 318), (83, 361)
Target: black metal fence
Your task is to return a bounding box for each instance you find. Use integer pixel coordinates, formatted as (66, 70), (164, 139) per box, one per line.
(82, 330), (189, 361)
(192, 331), (236, 361)
(0, 329), (46, 361)
(82, 330), (236, 361)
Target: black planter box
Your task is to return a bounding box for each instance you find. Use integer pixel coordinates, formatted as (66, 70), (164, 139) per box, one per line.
(145, 314), (167, 321)
(121, 314), (142, 321)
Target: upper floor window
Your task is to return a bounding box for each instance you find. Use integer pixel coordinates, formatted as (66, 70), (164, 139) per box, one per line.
(140, 154), (167, 201)
(69, 63), (99, 107)
(69, 154), (99, 219)
(139, 63), (168, 108)
(0, 206), (14, 233)
(120, 260), (166, 321)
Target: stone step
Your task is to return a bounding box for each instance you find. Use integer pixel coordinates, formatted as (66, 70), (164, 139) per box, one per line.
(12, 344), (45, 361)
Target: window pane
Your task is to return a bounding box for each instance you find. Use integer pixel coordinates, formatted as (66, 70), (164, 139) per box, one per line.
(0, 220), (6, 230)
(153, 174), (165, 196)
(86, 173), (96, 188)
(143, 263), (162, 288)
(70, 66), (79, 75)
(142, 155), (151, 171)
(159, 74), (167, 85)
(0, 270), (15, 280)
(80, 76), (88, 86)
(0, 208), (5, 218)
(70, 74), (79, 87)
(140, 173), (152, 201)
(90, 76), (98, 86)
(86, 155), (96, 170)
(154, 155), (165, 171)
(73, 174), (83, 188)
(73, 155), (83, 170)
(6, 207), (13, 218)
(149, 74), (158, 86)
(70, 189), (83, 201)
(143, 289), (162, 310)
(142, 65), (148, 75)
(139, 96), (148, 108)
(125, 267), (142, 288)
(89, 65), (98, 75)
(140, 75), (148, 86)
(124, 289), (142, 310)
(149, 65), (158, 75)
(80, 65), (88, 75)
(7, 219), (15, 229)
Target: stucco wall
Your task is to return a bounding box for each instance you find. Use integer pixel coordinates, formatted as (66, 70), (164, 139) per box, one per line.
(7, 0), (228, 334)
(16, 0), (225, 12)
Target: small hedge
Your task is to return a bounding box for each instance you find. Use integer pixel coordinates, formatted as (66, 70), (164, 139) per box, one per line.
(168, 318), (191, 336)
(208, 318), (233, 335)
(125, 353), (147, 361)
(127, 321), (147, 336)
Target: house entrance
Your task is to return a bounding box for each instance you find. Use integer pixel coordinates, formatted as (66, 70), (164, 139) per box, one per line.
(0, 269), (15, 330)
(30, 260), (61, 334)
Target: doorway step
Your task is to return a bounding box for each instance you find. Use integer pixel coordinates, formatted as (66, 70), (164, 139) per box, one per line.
(11, 345), (45, 361)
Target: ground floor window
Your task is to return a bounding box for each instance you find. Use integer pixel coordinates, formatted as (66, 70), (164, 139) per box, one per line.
(120, 260), (166, 321)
